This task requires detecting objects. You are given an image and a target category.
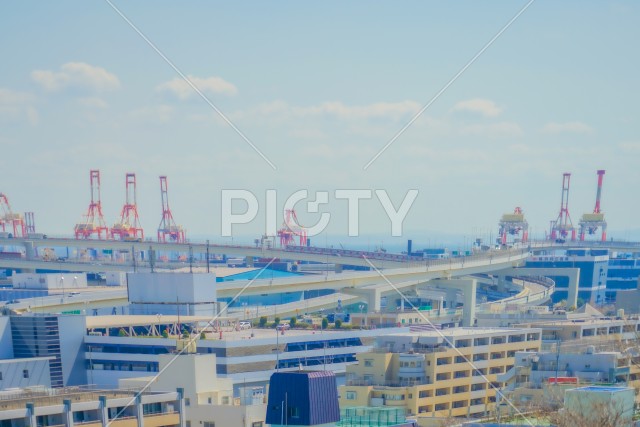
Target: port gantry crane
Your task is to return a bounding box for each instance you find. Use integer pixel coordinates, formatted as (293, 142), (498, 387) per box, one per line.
(550, 172), (576, 242)
(157, 175), (186, 243)
(497, 206), (529, 245)
(579, 170), (607, 241)
(278, 208), (308, 247)
(111, 173), (144, 241)
(0, 193), (26, 237)
(74, 170), (110, 239)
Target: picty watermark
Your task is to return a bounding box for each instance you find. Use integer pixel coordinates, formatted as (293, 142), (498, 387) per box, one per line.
(221, 189), (418, 238)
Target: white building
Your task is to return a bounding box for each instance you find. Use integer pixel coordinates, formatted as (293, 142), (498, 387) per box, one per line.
(127, 272), (217, 316)
(120, 348), (266, 427)
(12, 273), (88, 290)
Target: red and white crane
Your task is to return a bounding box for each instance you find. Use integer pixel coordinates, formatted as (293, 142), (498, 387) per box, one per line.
(579, 170), (607, 241)
(74, 170), (110, 239)
(278, 209), (308, 247)
(111, 173), (144, 241)
(498, 206), (529, 245)
(550, 172), (576, 242)
(157, 176), (186, 243)
(0, 193), (26, 237)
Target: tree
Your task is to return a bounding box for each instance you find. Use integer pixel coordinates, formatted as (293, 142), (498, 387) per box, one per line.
(289, 316), (297, 328)
(335, 319), (342, 329)
(322, 317), (329, 330)
(162, 329), (169, 338)
(259, 316), (268, 328)
(200, 331), (206, 340)
(274, 316), (281, 327)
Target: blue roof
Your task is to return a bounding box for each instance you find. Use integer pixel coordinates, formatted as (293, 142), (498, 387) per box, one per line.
(266, 371), (340, 426)
(572, 386), (632, 393)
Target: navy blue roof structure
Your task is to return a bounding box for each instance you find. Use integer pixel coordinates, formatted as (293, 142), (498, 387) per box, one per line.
(266, 371), (340, 426)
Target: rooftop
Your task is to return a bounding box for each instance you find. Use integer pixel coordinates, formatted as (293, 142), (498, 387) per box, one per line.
(0, 386), (177, 411)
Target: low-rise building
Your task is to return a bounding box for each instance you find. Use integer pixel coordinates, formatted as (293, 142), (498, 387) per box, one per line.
(0, 386), (185, 427)
(339, 328), (541, 421)
(85, 315), (406, 391)
(500, 348), (640, 407)
(120, 345), (266, 427)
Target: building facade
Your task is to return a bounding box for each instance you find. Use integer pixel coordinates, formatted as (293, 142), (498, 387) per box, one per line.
(339, 328), (542, 420)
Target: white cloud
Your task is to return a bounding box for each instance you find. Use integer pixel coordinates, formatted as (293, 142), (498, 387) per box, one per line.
(77, 97), (108, 108)
(459, 121), (524, 138)
(31, 62), (120, 92)
(288, 128), (326, 139)
(294, 100), (421, 120)
(541, 121), (594, 134)
(0, 88), (38, 125)
(129, 105), (173, 122)
(157, 75), (237, 99)
(451, 98), (502, 117)
(233, 100), (421, 122)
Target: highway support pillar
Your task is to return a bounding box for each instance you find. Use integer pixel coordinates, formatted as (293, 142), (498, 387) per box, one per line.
(429, 278), (477, 327)
(342, 287), (382, 312)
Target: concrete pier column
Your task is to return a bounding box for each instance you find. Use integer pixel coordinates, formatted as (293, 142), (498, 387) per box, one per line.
(24, 241), (35, 260)
(26, 402), (37, 427)
(135, 395), (144, 427)
(343, 287), (382, 312)
(63, 399), (73, 427)
(430, 278), (477, 327)
(99, 396), (108, 427)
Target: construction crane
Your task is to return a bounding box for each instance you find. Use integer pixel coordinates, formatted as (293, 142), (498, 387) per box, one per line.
(74, 170), (110, 239)
(550, 172), (576, 242)
(497, 207), (529, 245)
(111, 173), (144, 241)
(0, 193), (26, 237)
(157, 176), (186, 243)
(579, 170), (607, 242)
(277, 209), (308, 246)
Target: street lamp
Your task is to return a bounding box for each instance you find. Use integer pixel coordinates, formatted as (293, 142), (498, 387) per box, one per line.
(59, 276), (65, 302)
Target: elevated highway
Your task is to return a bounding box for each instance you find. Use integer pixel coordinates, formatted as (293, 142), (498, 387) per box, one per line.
(4, 248), (530, 315)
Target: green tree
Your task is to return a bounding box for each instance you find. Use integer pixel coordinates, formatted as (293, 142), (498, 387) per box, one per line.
(322, 317), (329, 330)
(259, 316), (268, 328)
(289, 316), (297, 328)
(200, 331), (206, 340)
(274, 316), (281, 327)
(162, 329), (169, 338)
(335, 319), (342, 329)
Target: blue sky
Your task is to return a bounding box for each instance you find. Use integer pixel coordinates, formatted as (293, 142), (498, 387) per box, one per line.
(1, 1), (639, 245)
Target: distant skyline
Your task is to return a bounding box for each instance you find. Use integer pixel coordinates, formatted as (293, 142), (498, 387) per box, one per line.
(1, 1), (639, 241)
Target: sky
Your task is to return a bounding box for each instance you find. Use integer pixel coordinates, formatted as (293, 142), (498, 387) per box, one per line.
(1, 1), (639, 247)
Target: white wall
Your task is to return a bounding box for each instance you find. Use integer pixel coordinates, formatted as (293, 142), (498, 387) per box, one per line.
(106, 272), (127, 287)
(127, 273), (216, 304)
(0, 358), (52, 389)
(12, 273), (88, 290)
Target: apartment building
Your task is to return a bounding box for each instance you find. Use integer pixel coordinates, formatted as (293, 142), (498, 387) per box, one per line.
(338, 328), (541, 420)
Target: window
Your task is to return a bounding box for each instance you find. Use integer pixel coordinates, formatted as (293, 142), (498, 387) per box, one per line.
(364, 359), (373, 367)
(186, 422), (191, 427)
(346, 391), (357, 400)
(203, 422), (215, 427)
(252, 423), (263, 427)
(289, 406), (300, 418)
(208, 397), (212, 404)
(185, 398), (190, 406)
(222, 397), (229, 405)
(23, 369), (29, 379)
(0, 372), (2, 381)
